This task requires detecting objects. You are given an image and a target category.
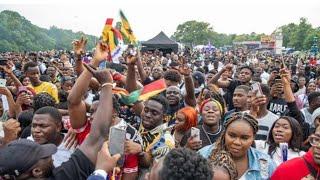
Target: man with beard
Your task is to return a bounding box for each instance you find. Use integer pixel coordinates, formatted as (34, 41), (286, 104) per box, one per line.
(271, 125), (320, 179)
(23, 61), (59, 103)
(209, 64), (253, 110)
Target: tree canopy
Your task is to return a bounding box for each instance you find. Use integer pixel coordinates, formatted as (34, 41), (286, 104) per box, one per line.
(172, 18), (320, 50)
(0, 10), (97, 52)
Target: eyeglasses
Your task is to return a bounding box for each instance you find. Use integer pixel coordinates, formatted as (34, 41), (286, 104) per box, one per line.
(309, 135), (320, 147)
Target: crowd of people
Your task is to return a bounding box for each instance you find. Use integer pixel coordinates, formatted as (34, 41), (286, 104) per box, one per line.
(0, 36), (320, 179)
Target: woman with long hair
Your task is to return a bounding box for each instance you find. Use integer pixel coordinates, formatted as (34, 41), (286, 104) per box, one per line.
(173, 106), (197, 148)
(199, 112), (276, 179)
(255, 116), (305, 166)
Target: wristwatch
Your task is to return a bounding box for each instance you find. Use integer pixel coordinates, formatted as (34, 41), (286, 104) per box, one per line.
(91, 169), (108, 179)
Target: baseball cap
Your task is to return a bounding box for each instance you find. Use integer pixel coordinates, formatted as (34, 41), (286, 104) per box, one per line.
(0, 139), (57, 177)
(192, 71), (205, 85)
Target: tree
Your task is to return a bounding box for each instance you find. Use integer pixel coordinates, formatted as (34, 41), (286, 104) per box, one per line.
(172, 20), (215, 46)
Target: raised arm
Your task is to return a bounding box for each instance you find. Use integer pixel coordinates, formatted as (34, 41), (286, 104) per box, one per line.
(73, 37), (87, 76)
(68, 38), (104, 129)
(79, 52), (113, 164)
(208, 64), (232, 88)
(280, 68), (304, 125)
(125, 55), (139, 93)
(136, 51), (148, 83)
(179, 57), (196, 107)
(0, 62), (22, 88)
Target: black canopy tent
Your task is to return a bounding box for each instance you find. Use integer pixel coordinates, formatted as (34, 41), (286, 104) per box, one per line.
(141, 31), (178, 54)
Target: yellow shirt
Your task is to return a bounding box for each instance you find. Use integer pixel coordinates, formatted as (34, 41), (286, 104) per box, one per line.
(31, 82), (59, 103)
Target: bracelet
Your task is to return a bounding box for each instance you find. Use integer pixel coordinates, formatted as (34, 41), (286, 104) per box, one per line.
(101, 82), (114, 88)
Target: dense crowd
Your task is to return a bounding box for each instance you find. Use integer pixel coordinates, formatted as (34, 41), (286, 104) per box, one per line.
(1, 37), (320, 180)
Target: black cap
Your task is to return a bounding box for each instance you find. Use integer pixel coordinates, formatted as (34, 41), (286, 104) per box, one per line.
(0, 139), (57, 177)
(192, 71), (205, 85)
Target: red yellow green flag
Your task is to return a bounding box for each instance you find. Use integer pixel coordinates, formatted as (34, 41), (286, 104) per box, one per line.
(119, 10), (137, 44)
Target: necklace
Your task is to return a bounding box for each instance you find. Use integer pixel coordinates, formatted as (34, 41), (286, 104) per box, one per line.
(202, 124), (222, 145)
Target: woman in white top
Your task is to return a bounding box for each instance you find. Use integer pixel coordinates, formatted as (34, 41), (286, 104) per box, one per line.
(255, 116), (305, 166)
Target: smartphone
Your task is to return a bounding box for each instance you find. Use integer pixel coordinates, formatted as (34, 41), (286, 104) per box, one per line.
(0, 79), (6, 87)
(275, 79), (282, 84)
(191, 127), (200, 141)
(109, 126), (126, 156)
(251, 82), (263, 97)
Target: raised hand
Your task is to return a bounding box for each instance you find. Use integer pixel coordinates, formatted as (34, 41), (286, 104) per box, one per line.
(178, 56), (191, 76)
(0, 87), (11, 96)
(280, 68), (291, 85)
(72, 36), (87, 55)
(92, 42), (109, 66)
(83, 63), (113, 85)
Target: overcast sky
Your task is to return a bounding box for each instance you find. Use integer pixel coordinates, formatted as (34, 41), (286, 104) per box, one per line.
(0, 0), (319, 41)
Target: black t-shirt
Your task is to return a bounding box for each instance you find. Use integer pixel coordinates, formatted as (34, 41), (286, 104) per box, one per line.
(225, 80), (242, 110)
(50, 149), (94, 180)
(268, 97), (288, 116)
(165, 100), (185, 126)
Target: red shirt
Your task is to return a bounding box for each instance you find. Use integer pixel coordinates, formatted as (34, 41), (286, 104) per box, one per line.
(271, 149), (320, 179)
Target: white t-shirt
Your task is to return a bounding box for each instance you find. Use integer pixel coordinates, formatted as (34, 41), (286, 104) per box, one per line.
(294, 86), (306, 97)
(256, 111), (279, 141)
(27, 134), (74, 167)
(301, 107), (313, 127)
(255, 140), (305, 166)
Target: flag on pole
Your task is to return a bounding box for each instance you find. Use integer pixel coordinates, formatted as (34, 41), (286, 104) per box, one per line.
(101, 18), (124, 62)
(119, 10), (137, 44)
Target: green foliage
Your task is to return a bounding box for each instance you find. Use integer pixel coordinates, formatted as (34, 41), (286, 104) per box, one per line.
(173, 18), (319, 50)
(0, 10), (98, 52)
(172, 20), (264, 47)
(172, 20), (214, 45)
(280, 17), (320, 51)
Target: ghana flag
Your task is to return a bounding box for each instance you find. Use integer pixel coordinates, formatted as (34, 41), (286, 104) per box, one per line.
(101, 18), (124, 62)
(119, 10), (137, 44)
(116, 79), (167, 105)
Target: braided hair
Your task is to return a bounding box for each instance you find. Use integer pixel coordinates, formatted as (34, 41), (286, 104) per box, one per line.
(211, 112), (258, 158)
(210, 150), (238, 180)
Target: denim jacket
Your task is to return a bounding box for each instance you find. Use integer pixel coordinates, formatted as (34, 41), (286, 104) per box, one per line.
(199, 145), (277, 180)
